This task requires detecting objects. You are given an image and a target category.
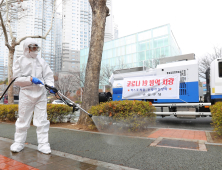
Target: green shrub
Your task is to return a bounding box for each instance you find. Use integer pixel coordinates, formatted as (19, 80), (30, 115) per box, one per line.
(0, 104), (74, 123)
(7, 105), (18, 121)
(88, 100), (156, 131)
(210, 102), (222, 136)
(75, 101), (82, 104)
(0, 104), (18, 121)
(0, 105), (8, 121)
(47, 104), (73, 123)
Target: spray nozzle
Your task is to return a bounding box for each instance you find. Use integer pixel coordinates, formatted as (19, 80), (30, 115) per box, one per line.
(45, 84), (58, 93)
(88, 114), (93, 118)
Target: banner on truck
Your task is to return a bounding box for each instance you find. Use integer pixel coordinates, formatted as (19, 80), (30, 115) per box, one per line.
(122, 74), (180, 99)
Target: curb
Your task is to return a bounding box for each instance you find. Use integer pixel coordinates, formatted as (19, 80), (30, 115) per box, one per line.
(205, 131), (213, 143)
(205, 142), (222, 146)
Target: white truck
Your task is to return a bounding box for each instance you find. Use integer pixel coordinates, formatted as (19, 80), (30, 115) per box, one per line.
(107, 53), (222, 119)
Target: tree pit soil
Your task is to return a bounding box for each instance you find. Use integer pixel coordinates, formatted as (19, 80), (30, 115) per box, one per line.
(209, 132), (222, 143)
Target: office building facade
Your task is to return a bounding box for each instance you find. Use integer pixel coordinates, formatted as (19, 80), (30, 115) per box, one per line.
(61, 0), (117, 74)
(55, 12), (63, 74)
(80, 24), (182, 88)
(81, 24), (181, 69)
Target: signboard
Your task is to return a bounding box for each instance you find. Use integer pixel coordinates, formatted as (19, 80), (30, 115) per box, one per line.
(122, 74), (180, 99)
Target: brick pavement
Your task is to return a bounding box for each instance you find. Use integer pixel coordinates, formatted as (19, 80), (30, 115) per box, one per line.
(0, 154), (38, 170)
(148, 128), (207, 141)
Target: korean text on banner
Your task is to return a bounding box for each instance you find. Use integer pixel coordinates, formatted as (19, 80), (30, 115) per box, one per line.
(122, 74), (180, 99)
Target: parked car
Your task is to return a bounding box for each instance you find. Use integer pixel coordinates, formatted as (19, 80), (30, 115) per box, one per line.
(3, 95), (19, 104)
(52, 100), (65, 105)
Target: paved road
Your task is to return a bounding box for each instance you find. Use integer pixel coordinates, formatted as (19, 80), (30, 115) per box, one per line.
(153, 115), (213, 131)
(0, 122), (222, 170)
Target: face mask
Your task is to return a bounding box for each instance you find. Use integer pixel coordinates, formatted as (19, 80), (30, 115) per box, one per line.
(29, 51), (38, 58)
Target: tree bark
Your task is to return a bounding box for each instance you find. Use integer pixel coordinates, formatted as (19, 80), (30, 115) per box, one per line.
(77, 0), (109, 125)
(7, 39), (16, 104)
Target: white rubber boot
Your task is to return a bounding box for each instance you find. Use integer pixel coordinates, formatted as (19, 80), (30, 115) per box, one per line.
(10, 132), (27, 152)
(38, 143), (51, 154)
(10, 142), (24, 152)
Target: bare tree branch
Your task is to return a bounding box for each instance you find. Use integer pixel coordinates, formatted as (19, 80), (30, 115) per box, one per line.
(0, 11), (12, 50)
(100, 64), (114, 86)
(55, 74), (77, 97)
(6, 0), (13, 40)
(69, 66), (86, 88)
(0, 0), (4, 8)
(198, 47), (222, 79)
(15, 0), (57, 45)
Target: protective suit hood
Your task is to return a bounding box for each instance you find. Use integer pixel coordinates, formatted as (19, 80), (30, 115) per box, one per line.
(23, 38), (39, 58)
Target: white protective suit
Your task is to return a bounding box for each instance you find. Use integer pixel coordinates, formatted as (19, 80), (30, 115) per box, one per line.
(10, 38), (54, 154)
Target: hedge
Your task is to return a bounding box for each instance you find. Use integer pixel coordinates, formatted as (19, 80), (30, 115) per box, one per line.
(0, 104), (18, 121)
(0, 104), (74, 123)
(47, 104), (74, 123)
(210, 102), (222, 136)
(88, 100), (156, 131)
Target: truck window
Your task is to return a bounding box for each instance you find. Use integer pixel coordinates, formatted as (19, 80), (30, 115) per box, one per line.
(219, 62), (222, 77)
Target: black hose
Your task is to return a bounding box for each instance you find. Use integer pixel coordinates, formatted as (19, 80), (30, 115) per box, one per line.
(0, 77), (17, 101)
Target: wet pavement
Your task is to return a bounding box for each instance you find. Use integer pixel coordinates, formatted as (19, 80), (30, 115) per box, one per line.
(1, 122), (222, 170)
(0, 136), (138, 170)
(0, 140), (111, 170)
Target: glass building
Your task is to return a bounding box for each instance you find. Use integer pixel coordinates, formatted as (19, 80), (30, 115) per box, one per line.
(80, 24), (181, 70)
(80, 24), (182, 90)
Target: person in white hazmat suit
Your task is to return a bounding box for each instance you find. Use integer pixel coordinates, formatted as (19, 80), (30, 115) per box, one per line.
(10, 38), (55, 154)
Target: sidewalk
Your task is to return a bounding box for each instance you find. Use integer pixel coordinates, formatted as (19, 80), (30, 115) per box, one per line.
(0, 140), (108, 170)
(0, 138), (138, 170)
(0, 139), (93, 170)
(1, 122), (222, 170)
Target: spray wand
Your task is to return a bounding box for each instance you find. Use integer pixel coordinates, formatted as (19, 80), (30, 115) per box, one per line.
(0, 79), (92, 118)
(45, 84), (92, 118)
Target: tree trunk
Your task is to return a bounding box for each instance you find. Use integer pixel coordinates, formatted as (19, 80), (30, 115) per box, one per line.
(77, 0), (109, 125)
(8, 47), (15, 104)
(8, 39), (16, 104)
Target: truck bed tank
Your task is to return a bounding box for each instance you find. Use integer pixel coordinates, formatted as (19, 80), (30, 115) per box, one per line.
(110, 60), (199, 103)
